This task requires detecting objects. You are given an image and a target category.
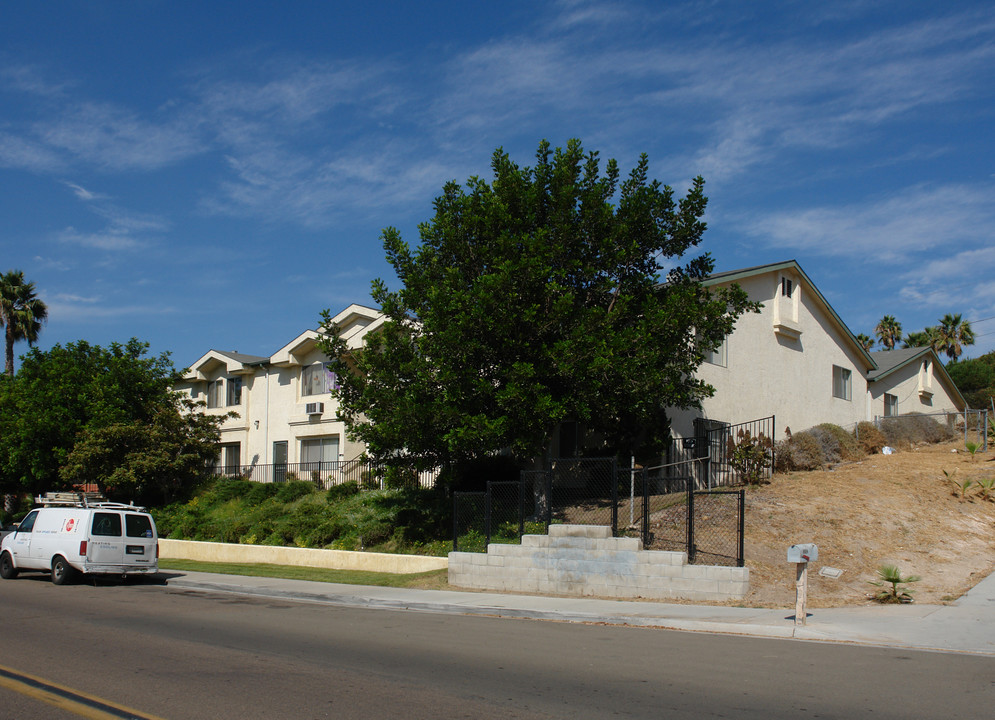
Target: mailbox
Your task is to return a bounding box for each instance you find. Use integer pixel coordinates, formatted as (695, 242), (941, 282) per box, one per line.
(787, 543), (818, 563)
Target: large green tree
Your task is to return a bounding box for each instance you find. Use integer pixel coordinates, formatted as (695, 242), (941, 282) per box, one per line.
(0, 269), (48, 376)
(946, 351), (995, 409)
(0, 338), (228, 505)
(320, 139), (756, 470)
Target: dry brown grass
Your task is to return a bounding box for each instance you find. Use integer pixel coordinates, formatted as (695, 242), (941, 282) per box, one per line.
(743, 441), (995, 607)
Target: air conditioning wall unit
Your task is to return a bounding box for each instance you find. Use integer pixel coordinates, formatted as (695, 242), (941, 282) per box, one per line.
(305, 402), (324, 415)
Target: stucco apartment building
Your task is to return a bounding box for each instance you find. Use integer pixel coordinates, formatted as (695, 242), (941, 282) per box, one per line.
(175, 305), (384, 485)
(668, 260), (965, 443)
(178, 261), (966, 481)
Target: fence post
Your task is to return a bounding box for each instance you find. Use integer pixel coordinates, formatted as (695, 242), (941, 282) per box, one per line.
(687, 477), (696, 564)
(642, 467), (649, 548)
(611, 459), (619, 537)
(737, 489), (746, 568)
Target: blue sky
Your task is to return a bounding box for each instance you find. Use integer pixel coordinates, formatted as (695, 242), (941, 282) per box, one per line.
(2, 0), (994, 373)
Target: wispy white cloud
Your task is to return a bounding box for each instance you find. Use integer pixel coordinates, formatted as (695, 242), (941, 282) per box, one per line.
(0, 63), (70, 97)
(0, 131), (66, 172)
(30, 101), (202, 171)
(62, 181), (107, 201)
(742, 183), (995, 261)
(57, 227), (145, 251)
(56, 203), (168, 252)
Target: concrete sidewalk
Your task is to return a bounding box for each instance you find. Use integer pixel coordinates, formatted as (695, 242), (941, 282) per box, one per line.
(164, 569), (995, 656)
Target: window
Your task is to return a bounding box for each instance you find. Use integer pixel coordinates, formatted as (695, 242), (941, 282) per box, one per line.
(302, 363), (338, 396)
(126, 514), (154, 538)
(16, 510), (38, 533)
(832, 365), (851, 400)
(92, 512), (122, 537)
(206, 379), (223, 409)
(301, 436), (339, 467)
(221, 443), (240, 475)
(704, 336), (728, 367)
(226, 377), (242, 406)
(781, 277), (793, 298)
(884, 393), (898, 417)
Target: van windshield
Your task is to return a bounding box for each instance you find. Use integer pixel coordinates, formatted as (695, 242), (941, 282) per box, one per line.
(92, 513), (122, 537)
(126, 514), (154, 538)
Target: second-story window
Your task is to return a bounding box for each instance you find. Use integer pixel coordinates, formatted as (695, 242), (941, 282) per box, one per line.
(226, 377), (242, 406)
(302, 363), (338, 396)
(206, 379), (224, 408)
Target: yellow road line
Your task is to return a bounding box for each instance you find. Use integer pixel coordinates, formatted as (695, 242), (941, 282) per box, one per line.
(0, 663), (168, 720)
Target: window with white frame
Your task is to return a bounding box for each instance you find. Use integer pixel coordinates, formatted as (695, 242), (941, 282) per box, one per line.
(781, 277), (793, 298)
(704, 336), (728, 367)
(300, 436), (339, 467)
(832, 365), (851, 400)
(206, 379), (224, 408)
(302, 363), (338, 396)
(226, 377), (242, 406)
(884, 393), (898, 417)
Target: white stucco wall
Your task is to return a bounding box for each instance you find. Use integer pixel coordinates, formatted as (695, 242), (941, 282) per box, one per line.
(670, 266), (872, 440)
(868, 356), (963, 419)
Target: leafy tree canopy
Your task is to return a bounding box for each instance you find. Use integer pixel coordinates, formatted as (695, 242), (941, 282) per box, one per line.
(320, 139), (757, 469)
(946, 351), (995, 410)
(0, 338), (228, 505)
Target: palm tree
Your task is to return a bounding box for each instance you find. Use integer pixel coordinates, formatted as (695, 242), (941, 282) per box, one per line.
(936, 313), (975, 360)
(902, 327), (940, 351)
(0, 269), (49, 376)
(855, 333), (874, 352)
(874, 315), (902, 350)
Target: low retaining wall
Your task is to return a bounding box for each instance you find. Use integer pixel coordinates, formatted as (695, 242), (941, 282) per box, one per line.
(159, 539), (448, 574)
(448, 524), (748, 601)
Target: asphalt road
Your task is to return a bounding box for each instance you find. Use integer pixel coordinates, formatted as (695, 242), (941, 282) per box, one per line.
(1, 574), (994, 719)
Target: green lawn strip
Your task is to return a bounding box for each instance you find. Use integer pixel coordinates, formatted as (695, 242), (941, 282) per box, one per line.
(159, 558), (449, 589)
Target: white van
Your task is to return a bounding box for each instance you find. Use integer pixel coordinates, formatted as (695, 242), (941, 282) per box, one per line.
(0, 498), (158, 584)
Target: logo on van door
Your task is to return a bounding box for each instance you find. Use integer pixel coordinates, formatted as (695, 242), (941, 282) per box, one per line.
(63, 518), (76, 533)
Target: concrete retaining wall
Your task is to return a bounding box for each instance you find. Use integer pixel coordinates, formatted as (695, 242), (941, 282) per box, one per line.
(159, 538), (448, 574)
(448, 524), (748, 601)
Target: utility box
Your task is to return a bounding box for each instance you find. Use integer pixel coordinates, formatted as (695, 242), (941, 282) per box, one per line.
(787, 543), (818, 564)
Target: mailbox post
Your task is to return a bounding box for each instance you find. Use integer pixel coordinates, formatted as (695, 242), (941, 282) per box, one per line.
(787, 543), (818, 625)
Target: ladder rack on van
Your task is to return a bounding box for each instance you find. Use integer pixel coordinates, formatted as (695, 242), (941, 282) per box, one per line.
(33, 492), (146, 512)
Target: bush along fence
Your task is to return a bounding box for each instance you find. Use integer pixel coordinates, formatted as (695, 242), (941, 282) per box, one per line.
(871, 409), (988, 452)
(208, 458), (441, 490)
(452, 415), (773, 566)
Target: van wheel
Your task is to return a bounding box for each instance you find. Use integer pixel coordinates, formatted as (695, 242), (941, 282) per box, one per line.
(51, 555), (75, 585)
(0, 552), (17, 579)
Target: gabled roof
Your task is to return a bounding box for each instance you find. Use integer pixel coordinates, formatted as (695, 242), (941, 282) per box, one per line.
(868, 347), (967, 408)
(867, 347), (931, 381)
(182, 349), (268, 380)
(703, 259), (877, 371)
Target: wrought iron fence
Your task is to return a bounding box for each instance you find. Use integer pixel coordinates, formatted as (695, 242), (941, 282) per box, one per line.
(208, 459), (441, 489)
(452, 452), (748, 566)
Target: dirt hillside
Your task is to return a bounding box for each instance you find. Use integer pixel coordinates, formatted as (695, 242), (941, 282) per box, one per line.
(742, 441), (995, 607)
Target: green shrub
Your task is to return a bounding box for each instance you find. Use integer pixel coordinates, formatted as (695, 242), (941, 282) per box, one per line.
(727, 430), (773, 484)
(275, 480), (317, 504)
(326, 480), (360, 502)
(855, 421), (887, 454)
(209, 478), (254, 502)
